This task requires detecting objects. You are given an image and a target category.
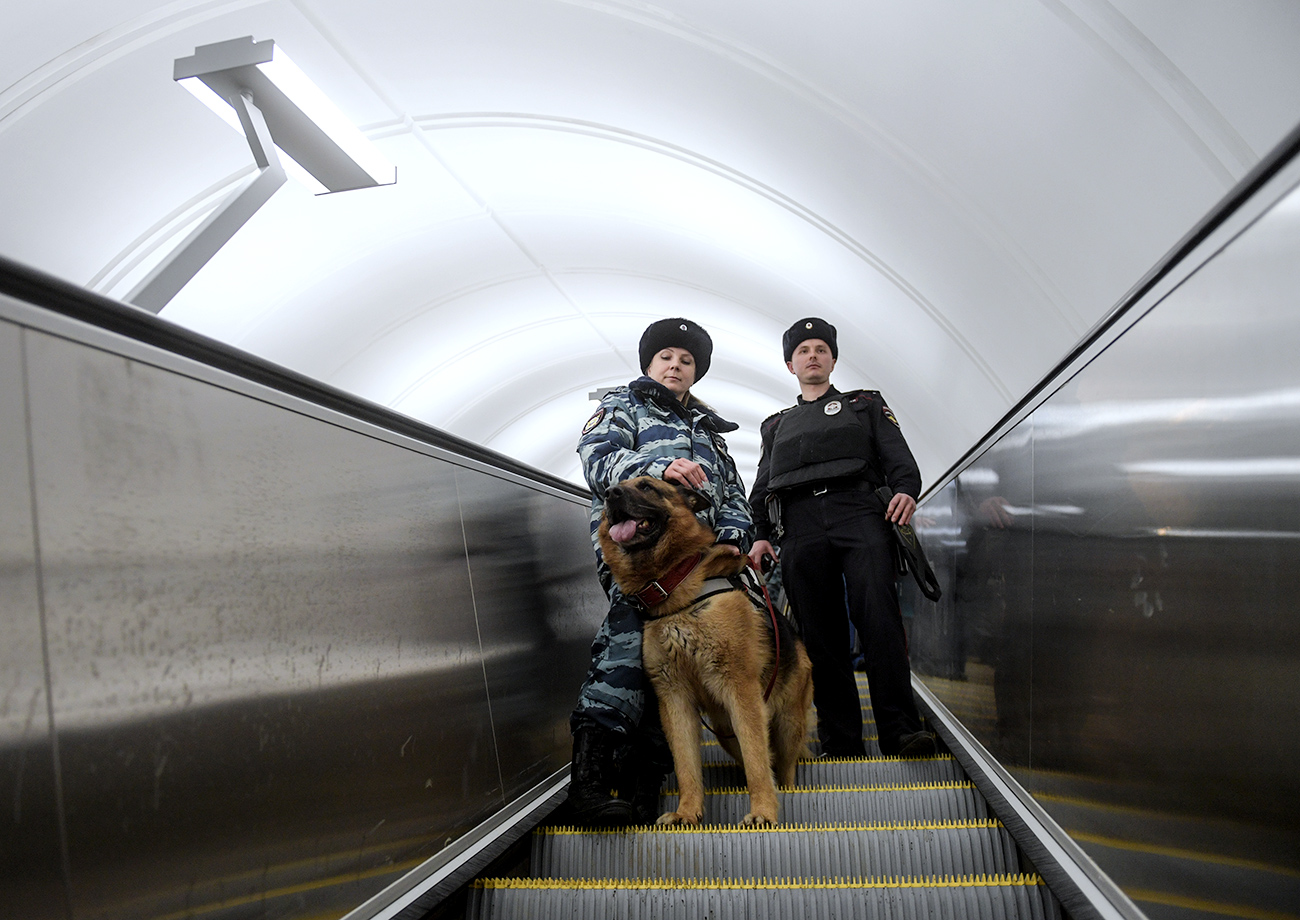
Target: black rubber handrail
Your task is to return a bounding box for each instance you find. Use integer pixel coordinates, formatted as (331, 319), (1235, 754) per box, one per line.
(923, 116), (1300, 500)
(0, 253), (590, 501)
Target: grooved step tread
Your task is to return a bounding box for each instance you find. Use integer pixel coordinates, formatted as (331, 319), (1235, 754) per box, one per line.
(467, 872), (1063, 920)
(531, 818), (1020, 880)
(658, 781), (989, 824)
(475, 872), (1046, 890)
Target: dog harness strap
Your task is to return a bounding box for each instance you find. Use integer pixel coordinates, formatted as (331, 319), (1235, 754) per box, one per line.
(744, 559), (783, 703)
(689, 577), (738, 606)
(631, 551), (704, 608)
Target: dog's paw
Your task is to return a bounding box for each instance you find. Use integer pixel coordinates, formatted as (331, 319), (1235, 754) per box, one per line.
(655, 811), (701, 826)
(742, 810), (777, 827)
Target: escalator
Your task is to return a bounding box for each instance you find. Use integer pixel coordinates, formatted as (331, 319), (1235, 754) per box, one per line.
(467, 674), (1064, 919)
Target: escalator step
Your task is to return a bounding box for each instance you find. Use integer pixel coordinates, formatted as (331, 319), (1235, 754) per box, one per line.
(659, 782), (988, 825)
(700, 736), (885, 761)
(531, 818), (1020, 880)
(467, 873), (1062, 920)
(687, 754), (964, 788)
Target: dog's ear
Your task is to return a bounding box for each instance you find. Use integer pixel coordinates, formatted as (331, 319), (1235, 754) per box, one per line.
(675, 484), (713, 513)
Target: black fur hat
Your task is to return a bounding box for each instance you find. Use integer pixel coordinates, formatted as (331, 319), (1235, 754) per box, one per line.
(639, 318), (713, 380)
(783, 317), (838, 363)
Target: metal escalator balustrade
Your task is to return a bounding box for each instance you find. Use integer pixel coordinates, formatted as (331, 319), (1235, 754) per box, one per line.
(467, 674), (1064, 918)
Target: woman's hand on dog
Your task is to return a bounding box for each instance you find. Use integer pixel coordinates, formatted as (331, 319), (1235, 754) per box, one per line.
(664, 458), (708, 488)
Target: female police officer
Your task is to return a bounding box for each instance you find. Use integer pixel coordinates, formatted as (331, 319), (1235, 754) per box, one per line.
(568, 317), (753, 825)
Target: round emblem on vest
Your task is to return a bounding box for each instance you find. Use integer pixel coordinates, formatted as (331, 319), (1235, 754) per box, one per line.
(824, 400), (842, 416)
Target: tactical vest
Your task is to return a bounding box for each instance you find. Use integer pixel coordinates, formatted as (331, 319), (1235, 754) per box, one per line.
(766, 394), (881, 491)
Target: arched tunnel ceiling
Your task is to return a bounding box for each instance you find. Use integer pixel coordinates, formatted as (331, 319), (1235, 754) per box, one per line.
(3, 1), (1299, 488)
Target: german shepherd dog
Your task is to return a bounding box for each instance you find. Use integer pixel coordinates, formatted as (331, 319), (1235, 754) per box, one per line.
(599, 476), (813, 826)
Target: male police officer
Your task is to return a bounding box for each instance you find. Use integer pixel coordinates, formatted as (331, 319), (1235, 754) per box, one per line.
(748, 318), (936, 758)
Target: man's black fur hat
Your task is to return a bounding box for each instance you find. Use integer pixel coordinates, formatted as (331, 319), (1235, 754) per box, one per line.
(783, 317), (838, 363)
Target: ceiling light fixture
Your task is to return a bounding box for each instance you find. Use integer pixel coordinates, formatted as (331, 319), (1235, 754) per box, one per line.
(128, 36), (395, 313)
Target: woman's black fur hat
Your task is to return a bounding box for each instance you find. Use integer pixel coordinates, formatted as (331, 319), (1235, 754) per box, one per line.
(639, 318), (713, 380)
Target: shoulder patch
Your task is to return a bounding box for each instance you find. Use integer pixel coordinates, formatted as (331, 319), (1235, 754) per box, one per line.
(882, 406), (901, 430)
(582, 407), (606, 434)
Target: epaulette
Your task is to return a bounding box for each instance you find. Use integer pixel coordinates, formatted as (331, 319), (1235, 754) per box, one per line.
(760, 406), (794, 433)
(843, 389), (902, 429)
(841, 388), (881, 402)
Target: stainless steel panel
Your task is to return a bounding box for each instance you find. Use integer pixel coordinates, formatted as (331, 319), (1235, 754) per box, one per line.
(0, 322), (65, 919)
(912, 183), (1300, 916)
(456, 469), (605, 801)
(23, 331), (499, 920)
(911, 425), (1037, 769)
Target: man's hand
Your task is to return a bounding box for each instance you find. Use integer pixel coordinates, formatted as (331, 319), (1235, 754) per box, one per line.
(886, 492), (917, 526)
(664, 458), (708, 489)
(748, 539), (778, 571)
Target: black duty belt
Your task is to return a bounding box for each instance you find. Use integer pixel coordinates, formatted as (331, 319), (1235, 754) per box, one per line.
(779, 479), (880, 502)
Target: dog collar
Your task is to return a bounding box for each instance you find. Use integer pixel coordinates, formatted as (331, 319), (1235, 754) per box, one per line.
(631, 551), (704, 608)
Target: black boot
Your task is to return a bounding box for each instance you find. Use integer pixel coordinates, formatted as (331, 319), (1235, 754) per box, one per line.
(622, 749), (670, 825)
(566, 728), (638, 826)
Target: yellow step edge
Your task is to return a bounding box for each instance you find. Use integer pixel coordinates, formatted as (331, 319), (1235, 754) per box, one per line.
(699, 754), (954, 766)
(660, 784), (977, 795)
(538, 818), (1005, 836)
(473, 873), (1046, 891)
(703, 736), (879, 747)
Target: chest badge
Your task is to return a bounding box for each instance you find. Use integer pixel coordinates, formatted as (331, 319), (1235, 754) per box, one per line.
(824, 400), (842, 416)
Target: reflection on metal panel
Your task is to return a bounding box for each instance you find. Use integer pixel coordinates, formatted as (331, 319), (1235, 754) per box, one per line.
(457, 470), (605, 802)
(909, 185), (1300, 917)
(0, 323), (65, 919)
(21, 329), (511, 919)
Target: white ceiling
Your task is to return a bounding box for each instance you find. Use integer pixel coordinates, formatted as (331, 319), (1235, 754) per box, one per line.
(3, 1), (1299, 488)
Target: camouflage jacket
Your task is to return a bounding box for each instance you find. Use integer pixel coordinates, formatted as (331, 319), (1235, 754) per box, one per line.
(579, 376), (753, 595)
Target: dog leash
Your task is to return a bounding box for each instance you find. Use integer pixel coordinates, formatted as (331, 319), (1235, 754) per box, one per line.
(747, 557), (783, 704)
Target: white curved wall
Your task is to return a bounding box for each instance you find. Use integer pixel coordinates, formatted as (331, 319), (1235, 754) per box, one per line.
(3, 0), (1299, 485)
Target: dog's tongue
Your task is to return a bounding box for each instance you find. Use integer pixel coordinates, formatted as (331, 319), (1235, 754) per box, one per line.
(609, 519), (640, 543)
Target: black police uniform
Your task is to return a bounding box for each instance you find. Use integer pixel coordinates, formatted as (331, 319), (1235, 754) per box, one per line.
(749, 385), (927, 756)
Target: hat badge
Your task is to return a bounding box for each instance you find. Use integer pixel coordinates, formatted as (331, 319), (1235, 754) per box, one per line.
(680, 324), (687, 331)
(805, 322), (813, 329)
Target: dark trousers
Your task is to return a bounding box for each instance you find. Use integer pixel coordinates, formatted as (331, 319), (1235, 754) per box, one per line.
(778, 489), (922, 756)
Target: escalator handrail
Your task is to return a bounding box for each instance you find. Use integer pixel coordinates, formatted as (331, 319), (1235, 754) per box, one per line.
(0, 253), (590, 501)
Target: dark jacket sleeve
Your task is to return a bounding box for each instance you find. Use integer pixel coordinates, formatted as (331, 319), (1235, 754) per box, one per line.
(870, 395), (922, 499)
(747, 415), (781, 542)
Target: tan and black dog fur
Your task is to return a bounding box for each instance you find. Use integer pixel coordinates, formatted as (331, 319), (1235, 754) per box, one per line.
(599, 475), (813, 826)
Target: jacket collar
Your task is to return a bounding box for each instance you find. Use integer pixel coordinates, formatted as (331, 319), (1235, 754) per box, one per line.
(628, 376), (739, 432)
(797, 383), (841, 405)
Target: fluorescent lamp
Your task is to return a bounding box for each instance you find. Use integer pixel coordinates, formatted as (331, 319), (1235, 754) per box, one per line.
(128, 36), (395, 313)
(174, 36), (395, 193)
(256, 47), (394, 189)
(178, 74), (329, 195)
